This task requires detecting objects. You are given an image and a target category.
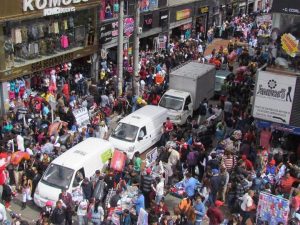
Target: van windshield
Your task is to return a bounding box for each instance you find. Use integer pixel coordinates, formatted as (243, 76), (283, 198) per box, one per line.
(111, 122), (139, 142)
(159, 95), (184, 110)
(41, 164), (74, 189)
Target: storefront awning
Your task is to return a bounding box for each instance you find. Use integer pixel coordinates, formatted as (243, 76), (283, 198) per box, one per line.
(271, 0), (300, 15)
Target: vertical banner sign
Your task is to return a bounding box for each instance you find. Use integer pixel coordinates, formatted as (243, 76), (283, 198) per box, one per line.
(256, 192), (289, 224)
(253, 71), (297, 124)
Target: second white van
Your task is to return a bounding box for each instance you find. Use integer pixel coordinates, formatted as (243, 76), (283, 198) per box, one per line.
(109, 105), (168, 159)
(34, 138), (114, 207)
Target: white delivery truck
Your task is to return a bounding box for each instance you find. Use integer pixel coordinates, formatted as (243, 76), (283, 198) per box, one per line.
(109, 105), (168, 159)
(159, 62), (216, 125)
(34, 138), (114, 207)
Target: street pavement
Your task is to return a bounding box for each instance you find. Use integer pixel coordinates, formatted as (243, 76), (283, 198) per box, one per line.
(8, 38), (235, 224)
(204, 38), (231, 56)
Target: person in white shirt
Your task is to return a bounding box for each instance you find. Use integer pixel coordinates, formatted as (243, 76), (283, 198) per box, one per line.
(0, 203), (7, 223)
(240, 190), (256, 224)
(152, 177), (164, 205)
(17, 134), (25, 152)
(98, 121), (108, 140)
(77, 199), (88, 225)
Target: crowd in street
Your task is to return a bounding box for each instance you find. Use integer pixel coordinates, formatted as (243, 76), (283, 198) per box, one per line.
(0, 10), (299, 225)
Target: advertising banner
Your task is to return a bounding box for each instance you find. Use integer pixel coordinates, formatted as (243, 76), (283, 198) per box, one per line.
(176, 9), (191, 21)
(253, 71), (297, 125)
(139, 0), (158, 12)
(281, 33), (299, 58)
(256, 192), (289, 225)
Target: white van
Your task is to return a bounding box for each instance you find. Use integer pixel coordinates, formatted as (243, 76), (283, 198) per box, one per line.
(109, 105), (168, 159)
(34, 138), (114, 207)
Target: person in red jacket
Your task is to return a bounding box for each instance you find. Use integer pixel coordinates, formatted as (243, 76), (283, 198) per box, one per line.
(207, 200), (224, 225)
(278, 171), (298, 195)
(241, 155), (254, 171)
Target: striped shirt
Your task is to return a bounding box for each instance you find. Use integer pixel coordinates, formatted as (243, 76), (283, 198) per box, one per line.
(222, 155), (236, 171)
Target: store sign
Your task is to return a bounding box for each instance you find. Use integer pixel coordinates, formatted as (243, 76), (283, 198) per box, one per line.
(43, 6), (75, 16)
(23, 0), (88, 12)
(124, 18), (134, 37)
(199, 6), (209, 14)
(143, 14), (153, 29)
(272, 0), (300, 15)
(281, 33), (299, 58)
(31, 52), (74, 72)
(99, 23), (113, 44)
(253, 71), (297, 125)
(176, 9), (191, 21)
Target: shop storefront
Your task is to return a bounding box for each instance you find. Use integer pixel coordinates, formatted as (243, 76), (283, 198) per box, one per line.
(0, 0), (100, 114)
(98, 17), (134, 63)
(169, 8), (193, 40)
(195, 6), (209, 39)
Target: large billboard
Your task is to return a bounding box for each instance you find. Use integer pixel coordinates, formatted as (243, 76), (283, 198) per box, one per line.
(253, 71), (297, 125)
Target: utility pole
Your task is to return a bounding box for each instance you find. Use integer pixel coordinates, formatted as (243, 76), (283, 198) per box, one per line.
(117, 0), (124, 97)
(133, 0), (140, 96)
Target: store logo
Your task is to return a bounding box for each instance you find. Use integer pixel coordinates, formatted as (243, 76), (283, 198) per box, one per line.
(257, 79), (293, 102)
(23, 0), (88, 12)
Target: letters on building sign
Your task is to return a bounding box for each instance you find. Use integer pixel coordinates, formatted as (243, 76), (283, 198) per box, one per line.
(176, 9), (191, 21)
(31, 52), (74, 72)
(199, 6), (209, 14)
(23, 0), (89, 12)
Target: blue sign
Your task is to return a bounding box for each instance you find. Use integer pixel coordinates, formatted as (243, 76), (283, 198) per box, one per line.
(256, 120), (300, 136)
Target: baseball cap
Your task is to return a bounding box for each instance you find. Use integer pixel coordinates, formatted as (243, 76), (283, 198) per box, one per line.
(215, 200), (224, 207)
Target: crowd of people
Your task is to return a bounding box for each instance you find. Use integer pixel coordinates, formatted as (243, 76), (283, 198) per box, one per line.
(0, 10), (299, 225)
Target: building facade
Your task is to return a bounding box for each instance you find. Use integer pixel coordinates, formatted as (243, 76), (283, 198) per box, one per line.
(0, 0), (100, 114)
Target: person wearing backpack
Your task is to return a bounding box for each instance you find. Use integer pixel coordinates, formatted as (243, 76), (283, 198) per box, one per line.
(187, 148), (199, 177)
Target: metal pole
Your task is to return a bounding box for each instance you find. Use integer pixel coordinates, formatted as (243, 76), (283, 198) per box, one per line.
(117, 0), (124, 97)
(133, 0), (140, 96)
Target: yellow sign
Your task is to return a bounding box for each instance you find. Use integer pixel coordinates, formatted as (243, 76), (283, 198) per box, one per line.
(176, 9), (191, 21)
(281, 33), (299, 57)
(101, 149), (113, 163)
(199, 6), (209, 14)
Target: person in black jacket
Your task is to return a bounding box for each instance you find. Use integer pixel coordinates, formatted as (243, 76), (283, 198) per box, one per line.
(50, 201), (65, 225)
(81, 178), (93, 200)
(140, 168), (153, 209)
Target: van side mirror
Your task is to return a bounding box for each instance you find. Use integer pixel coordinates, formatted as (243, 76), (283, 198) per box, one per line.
(184, 105), (189, 110)
(138, 136), (143, 141)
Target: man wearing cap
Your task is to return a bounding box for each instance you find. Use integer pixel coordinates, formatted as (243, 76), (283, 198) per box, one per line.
(207, 200), (224, 225)
(140, 167), (153, 209)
